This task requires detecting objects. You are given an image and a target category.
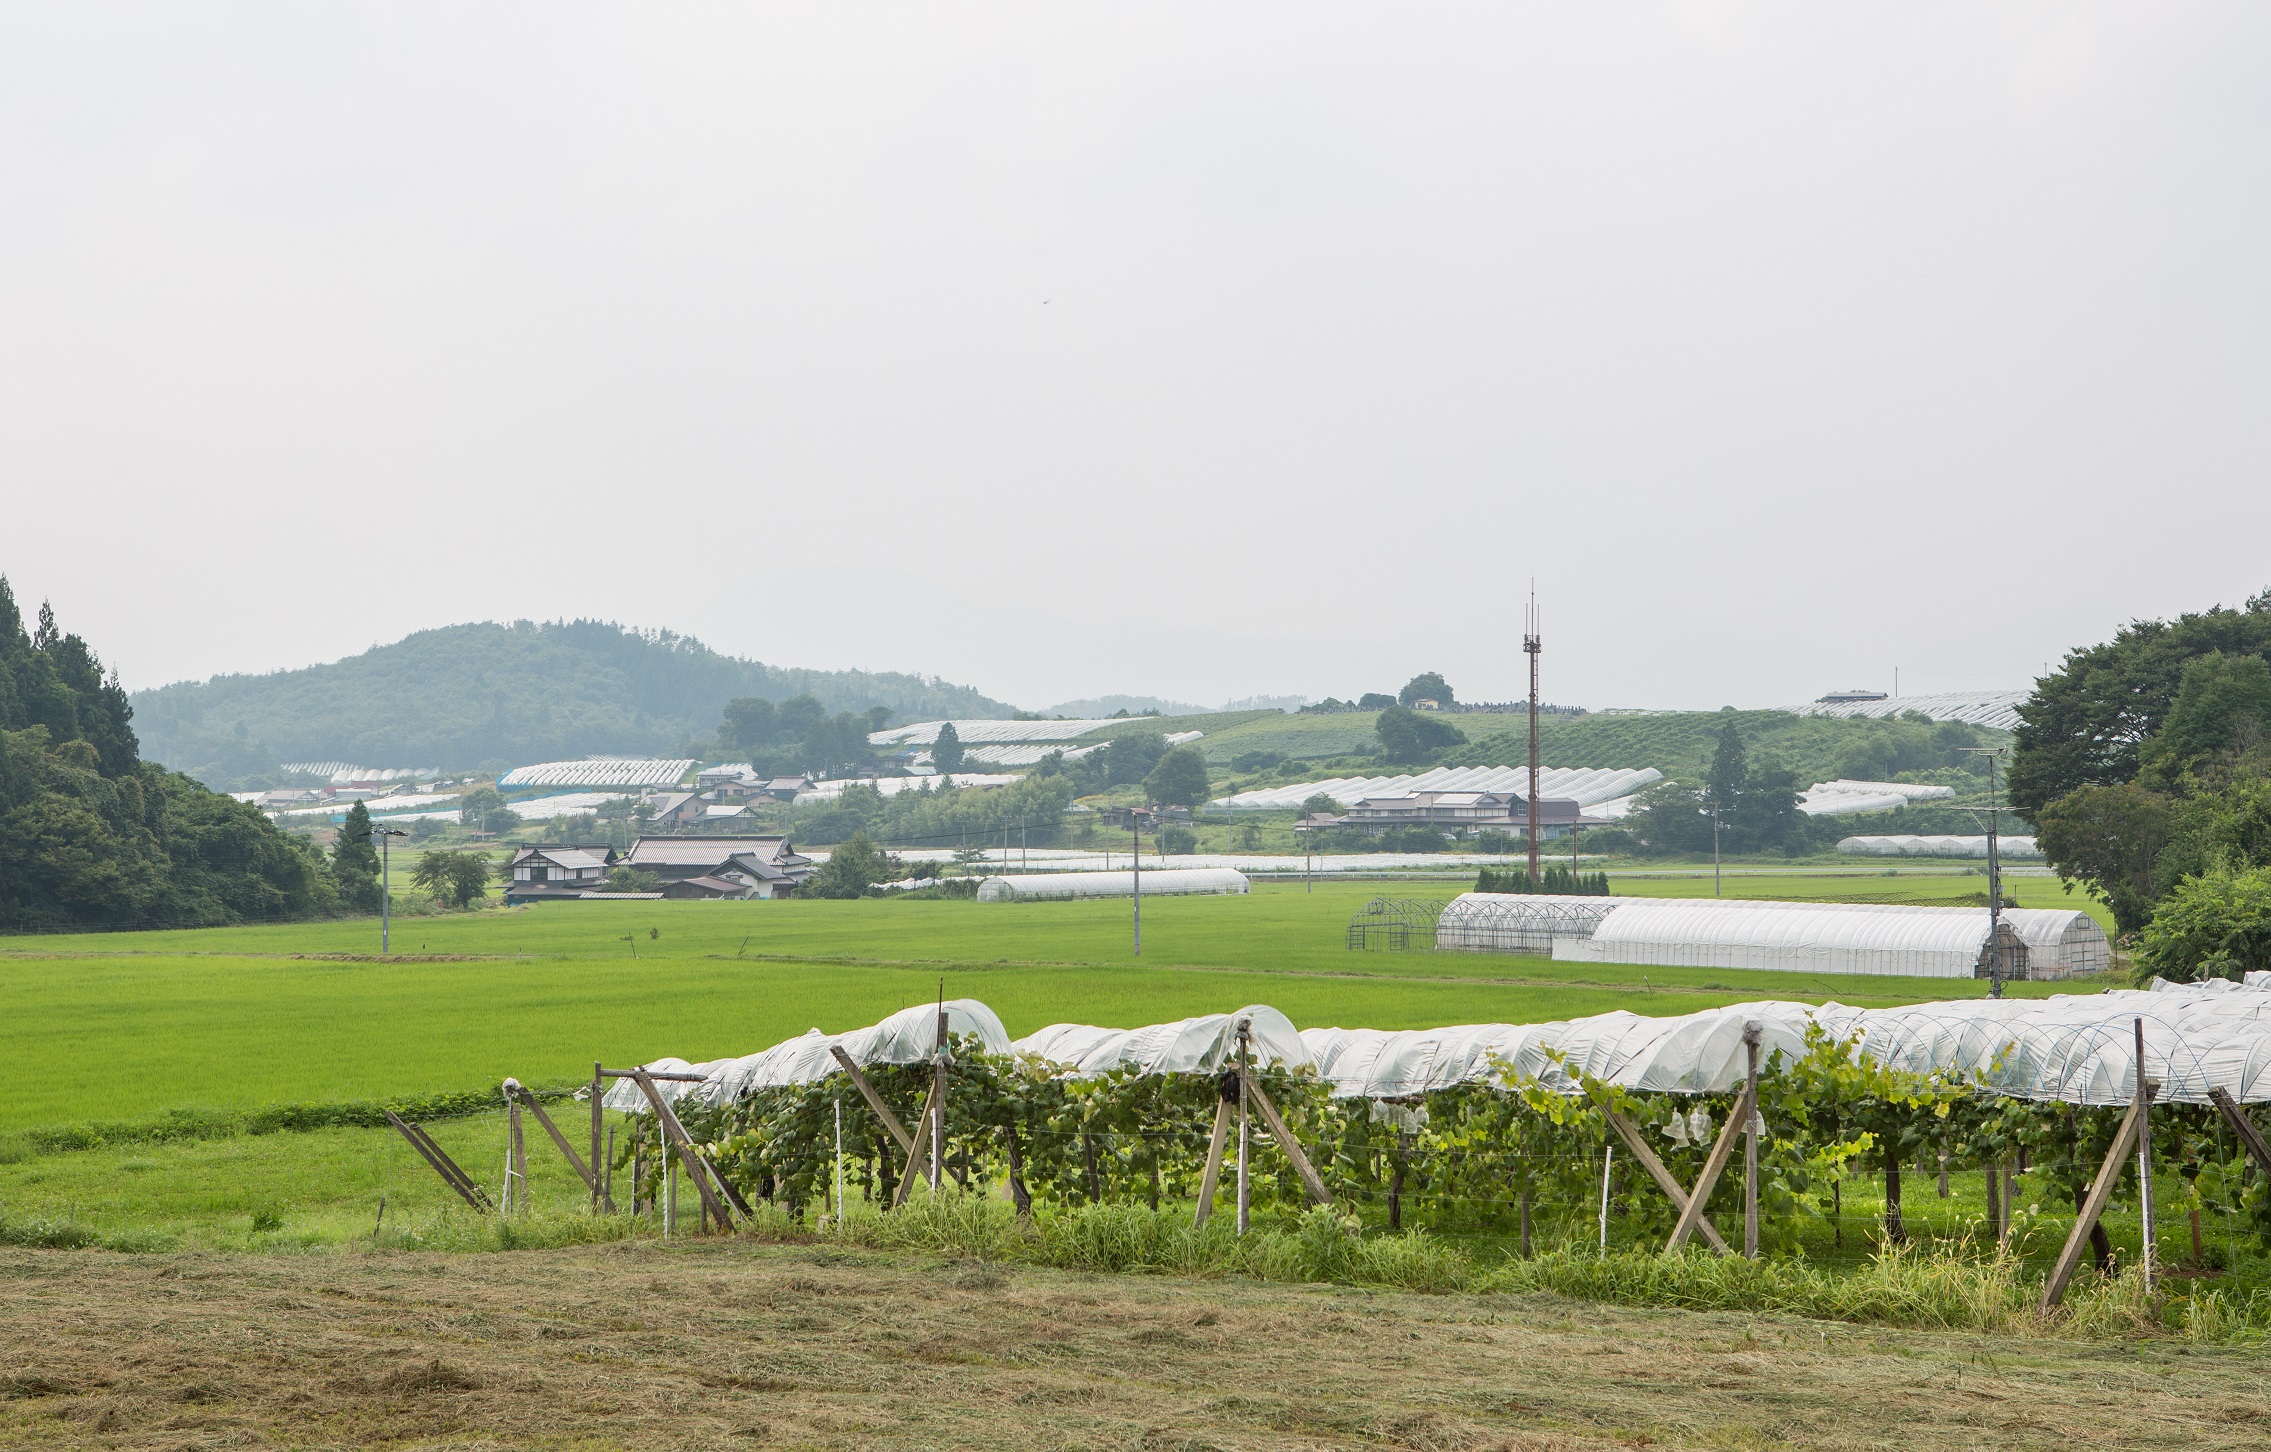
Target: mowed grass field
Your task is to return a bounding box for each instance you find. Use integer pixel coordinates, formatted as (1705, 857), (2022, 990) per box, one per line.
(1, 872), (2105, 1134)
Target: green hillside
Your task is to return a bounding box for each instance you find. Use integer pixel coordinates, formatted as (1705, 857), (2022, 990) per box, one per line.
(1445, 709), (2010, 785)
(133, 620), (1017, 787)
(1187, 711), (1389, 764)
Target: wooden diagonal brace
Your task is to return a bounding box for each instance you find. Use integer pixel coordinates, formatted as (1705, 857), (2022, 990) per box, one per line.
(2040, 1088), (2152, 1311)
(892, 1076), (941, 1208)
(629, 1070), (733, 1232)
(384, 1109), (492, 1212)
(1665, 1087), (1752, 1256)
(831, 1046), (915, 1156)
(1582, 1086), (1734, 1256)
(2209, 1087), (2271, 1177)
(510, 1087), (596, 1193)
(1237, 1067), (1333, 1207)
(1193, 1096), (1234, 1229)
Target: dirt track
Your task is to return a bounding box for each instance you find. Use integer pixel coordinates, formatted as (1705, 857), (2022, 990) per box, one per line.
(2, 1242), (2265, 1450)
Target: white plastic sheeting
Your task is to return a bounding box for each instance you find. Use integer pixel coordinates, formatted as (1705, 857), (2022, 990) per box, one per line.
(602, 981), (2271, 1118)
(604, 999), (1012, 1114)
(1839, 835), (2043, 858)
(1213, 765), (1662, 813)
(977, 868), (1250, 901)
(1435, 893), (1623, 953)
(799, 774), (1019, 803)
(1550, 899), (2108, 979)
(1787, 690), (2029, 732)
(499, 759), (695, 789)
(1797, 780), (1957, 816)
(1015, 1006), (1307, 1078)
(871, 719), (1118, 746)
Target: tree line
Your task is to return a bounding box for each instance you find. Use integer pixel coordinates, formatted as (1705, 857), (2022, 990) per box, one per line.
(2018, 589), (2271, 980)
(0, 578), (333, 930)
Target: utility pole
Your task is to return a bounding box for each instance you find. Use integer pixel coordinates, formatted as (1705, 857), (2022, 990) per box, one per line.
(1525, 587), (1542, 886)
(1131, 808), (1143, 956)
(374, 826), (408, 955)
(1711, 810), (1722, 898)
(1963, 747), (2013, 1000)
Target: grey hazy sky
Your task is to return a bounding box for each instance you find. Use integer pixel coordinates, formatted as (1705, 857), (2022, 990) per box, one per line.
(4, 3), (2267, 714)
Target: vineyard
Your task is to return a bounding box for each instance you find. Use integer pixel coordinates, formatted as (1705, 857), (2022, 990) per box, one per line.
(574, 991), (2271, 1337)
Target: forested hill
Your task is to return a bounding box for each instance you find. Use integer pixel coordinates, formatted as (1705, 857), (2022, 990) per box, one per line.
(0, 578), (331, 930)
(131, 620), (1018, 786)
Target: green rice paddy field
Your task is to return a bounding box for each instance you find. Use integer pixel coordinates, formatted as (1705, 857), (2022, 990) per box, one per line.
(0, 869), (2120, 1249)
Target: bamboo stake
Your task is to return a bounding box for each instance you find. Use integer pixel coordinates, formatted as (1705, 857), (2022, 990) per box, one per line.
(1742, 1023), (1761, 1259)
(505, 1084), (527, 1218)
(2039, 1087), (2152, 1310)
(2135, 1018), (2155, 1293)
(1193, 1093), (1233, 1229)
(1236, 1024), (1251, 1236)
(1237, 1066), (1333, 1207)
(591, 1062), (606, 1212)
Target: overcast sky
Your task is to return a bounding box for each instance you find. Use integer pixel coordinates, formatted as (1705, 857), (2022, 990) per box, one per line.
(4, 3), (2266, 714)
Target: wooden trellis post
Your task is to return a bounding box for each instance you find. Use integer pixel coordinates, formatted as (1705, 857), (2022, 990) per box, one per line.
(504, 1079), (597, 1197)
(1193, 1075), (1235, 1230)
(2040, 1082), (2155, 1311)
(2207, 1087), (2271, 1176)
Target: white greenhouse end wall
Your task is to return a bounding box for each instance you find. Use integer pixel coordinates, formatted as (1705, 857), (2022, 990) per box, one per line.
(976, 868), (1250, 902)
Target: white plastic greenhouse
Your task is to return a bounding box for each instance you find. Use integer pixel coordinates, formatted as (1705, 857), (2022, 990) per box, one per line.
(1839, 834), (2043, 858)
(1796, 780), (1957, 815)
(498, 758), (695, 789)
(1548, 899), (2109, 979)
(606, 977), (2271, 1113)
(1431, 893), (2110, 979)
(1212, 765), (1662, 814)
(976, 868), (1250, 902)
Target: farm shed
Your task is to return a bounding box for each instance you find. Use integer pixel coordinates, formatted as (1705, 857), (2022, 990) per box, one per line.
(1549, 900), (2109, 979)
(976, 868), (1249, 902)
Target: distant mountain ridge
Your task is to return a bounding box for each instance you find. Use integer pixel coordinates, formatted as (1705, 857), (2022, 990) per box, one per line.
(132, 620), (1018, 787)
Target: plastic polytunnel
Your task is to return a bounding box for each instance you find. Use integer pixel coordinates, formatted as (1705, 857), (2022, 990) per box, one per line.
(1013, 1006), (1308, 1078)
(596, 979), (2271, 1119)
(603, 999), (1011, 1114)
(976, 868), (1248, 902)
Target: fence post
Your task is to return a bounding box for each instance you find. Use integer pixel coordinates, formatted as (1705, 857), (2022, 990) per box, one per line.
(1236, 1021), (1252, 1236)
(2135, 1017), (2155, 1293)
(1742, 1021), (1761, 1260)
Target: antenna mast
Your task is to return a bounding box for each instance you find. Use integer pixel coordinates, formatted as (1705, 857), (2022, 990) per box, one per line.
(1525, 587), (1542, 885)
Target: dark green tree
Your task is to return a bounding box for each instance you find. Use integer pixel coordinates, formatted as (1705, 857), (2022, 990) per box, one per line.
(1705, 721), (1747, 826)
(931, 722), (966, 773)
(2033, 782), (2176, 932)
(1376, 706), (1466, 764)
(1102, 731), (1169, 786)
(2136, 652), (2271, 791)
(458, 786), (520, 834)
(2135, 864), (2271, 983)
(1399, 672), (1454, 708)
(1142, 746), (1210, 807)
(332, 801), (382, 912)
(1357, 693), (1397, 710)
(410, 849), (493, 908)
(1299, 792), (1344, 817)
(2010, 588), (2271, 815)
(719, 696), (777, 752)
(807, 832), (889, 898)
